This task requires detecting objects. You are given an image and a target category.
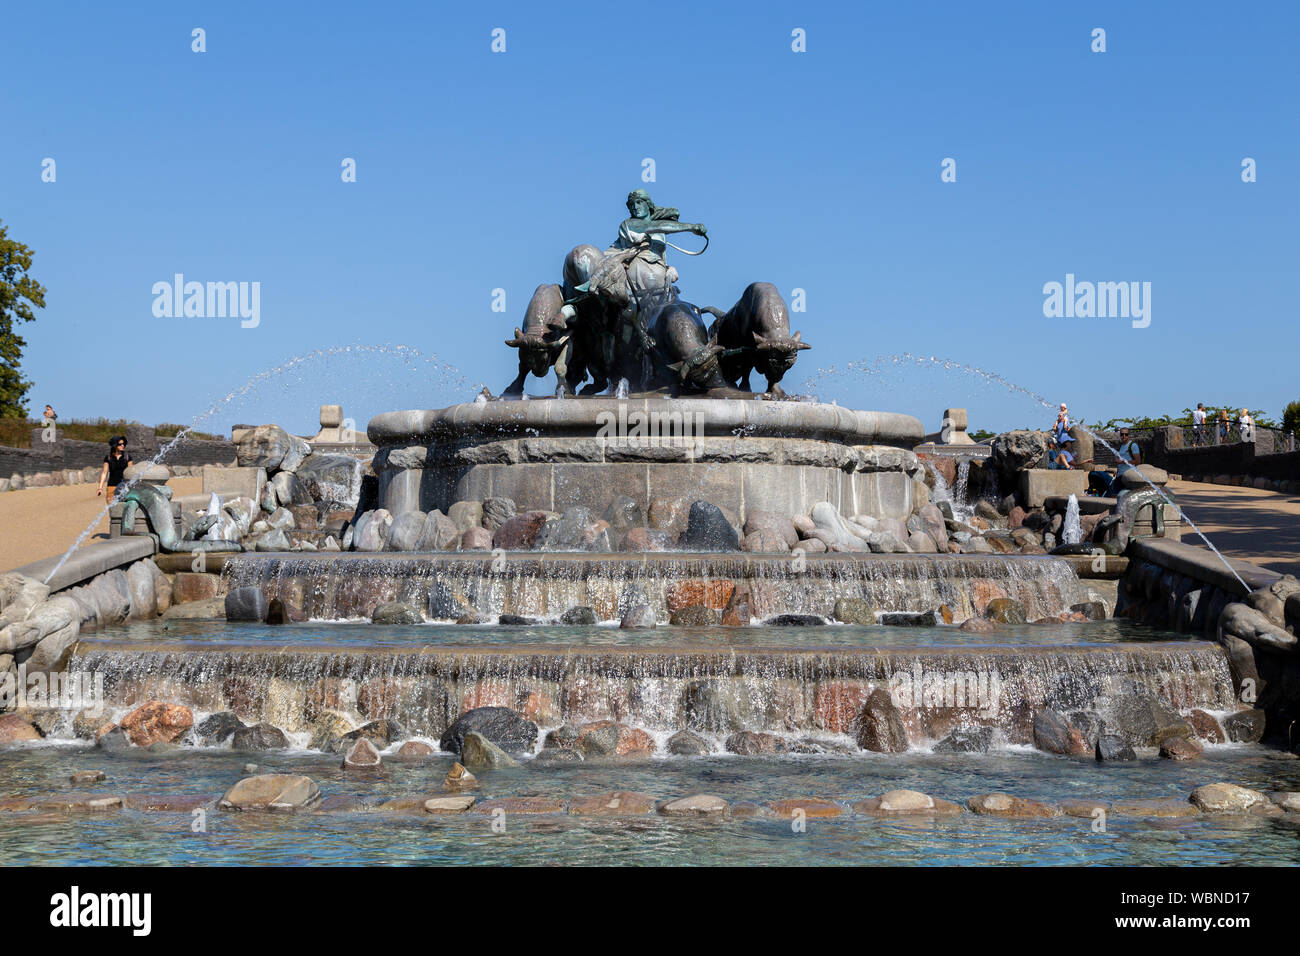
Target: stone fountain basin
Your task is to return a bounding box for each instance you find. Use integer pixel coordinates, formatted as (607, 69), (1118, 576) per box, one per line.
(367, 397), (926, 522)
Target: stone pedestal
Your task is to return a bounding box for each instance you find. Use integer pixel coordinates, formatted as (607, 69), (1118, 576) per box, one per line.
(367, 398), (925, 523)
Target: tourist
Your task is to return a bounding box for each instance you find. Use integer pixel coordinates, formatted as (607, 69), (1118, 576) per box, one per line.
(1192, 403), (1206, 446)
(97, 436), (132, 500)
(1217, 408), (1230, 444)
(1238, 408), (1254, 442)
(42, 404), (57, 423)
(1100, 428), (1141, 495)
(1050, 406), (1075, 468)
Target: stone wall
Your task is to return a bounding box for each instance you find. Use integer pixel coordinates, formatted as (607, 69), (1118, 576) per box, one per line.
(0, 432), (236, 480)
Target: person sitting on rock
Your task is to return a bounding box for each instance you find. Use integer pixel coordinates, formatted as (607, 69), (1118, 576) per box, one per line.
(1101, 428), (1141, 494)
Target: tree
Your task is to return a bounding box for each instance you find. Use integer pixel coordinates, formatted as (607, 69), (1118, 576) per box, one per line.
(0, 219), (47, 418)
(1283, 400), (1300, 437)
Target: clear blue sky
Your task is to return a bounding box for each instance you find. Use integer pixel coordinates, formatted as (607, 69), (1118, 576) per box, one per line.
(2, 1), (1295, 437)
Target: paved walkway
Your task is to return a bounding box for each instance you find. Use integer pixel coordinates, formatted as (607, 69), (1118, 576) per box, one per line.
(0, 478), (202, 572)
(1166, 479), (1300, 578)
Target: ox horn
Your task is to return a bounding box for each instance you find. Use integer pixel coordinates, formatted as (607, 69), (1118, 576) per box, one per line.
(504, 326), (525, 348)
(793, 330), (810, 350)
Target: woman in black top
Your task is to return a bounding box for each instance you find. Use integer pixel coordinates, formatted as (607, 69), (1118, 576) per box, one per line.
(98, 436), (132, 499)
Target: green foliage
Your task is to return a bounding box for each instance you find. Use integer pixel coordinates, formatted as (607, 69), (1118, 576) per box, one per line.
(1090, 406), (1280, 431)
(0, 219), (47, 418)
(968, 429), (996, 441)
(1283, 401), (1300, 437)
(0, 417), (223, 449)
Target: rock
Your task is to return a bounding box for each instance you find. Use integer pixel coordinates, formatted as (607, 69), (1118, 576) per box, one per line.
(170, 572), (220, 606)
(253, 529), (292, 552)
(984, 598), (1027, 624)
(575, 721), (655, 758)
(385, 511), (426, 551)
(1176, 710), (1224, 746)
(856, 789), (962, 816)
(341, 737), (383, 769)
(1032, 708), (1088, 756)
(932, 727), (994, 753)
(424, 796), (476, 813)
(480, 497), (517, 531)
(532, 748), (584, 765)
(906, 531), (937, 553)
(95, 727), (132, 751)
(559, 605), (598, 625)
(989, 430), (1050, 481)
(336, 719), (406, 752)
(307, 711), (355, 751)
(371, 602), (422, 625)
(604, 495), (645, 533)
(1160, 736), (1203, 760)
(832, 598), (875, 625)
(351, 509), (393, 551)
(493, 510), (550, 550)
(1104, 694), (1194, 747)
(445, 761), (478, 791)
(667, 730), (713, 755)
(960, 617), (996, 633)
(658, 794), (728, 816)
(678, 501), (739, 550)
(461, 731), (521, 770)
(743, 511), (798, 549)
(119, 702), (194, 747)
(236, 424), (293, 470)
(670, 604), (719, 626)
(272, 471), (313, 507)
(764, 614), (825, 626)
(620, 604), (657, 628)
(721, 586), (753, 626)
(224, 586), (269, 623)
(447, 500), (484, 533)
(1223, 708), (1266, 743)
(415, 510), (460, 551)
(1118, 465), (1169, 490)
(439, 706), (538, 755)
(647, 496), (689, 534)
(967, 792), (1060, 818)
(741, 529), (791, 552)
(459, 527), (494, 550)
(295, 453), (362, 507)
(1095, 734), (1136, 761)
(392, 740), (435, 760)
(855, 688), (908, 753)
(535, 506), (607, 551)
(70, 770), (106, 784)
(1189, 783), (1268, 812)
(498, 614), (537, 625)
(724, 731), (786, 755)
(809, 502), (868, 551)
(231, 723), (290, 750)
(162, 596), (227, 620)
(0, 713), (42, 743)
(195, 711), (245, 745)
(878, 610), (943, 626)
(568, 791), (658, 816)
(1070, 601), (1107, 621)
(219, 774), (321, 811)
(620, 527), (672, 552)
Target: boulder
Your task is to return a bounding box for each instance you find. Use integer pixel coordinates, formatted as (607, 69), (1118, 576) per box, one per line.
(1159, 736), (1203, 760)
(667, 729), (713, 756)
(371, 602), (422, 625)
(119, 702), (194, 747)
(219, 774), (321, 811)
(480, 497), (517, 531)
(350, 509), (393, 552)
(415, 510), (460, 551)
(990, 430), (1050, 481)
(231, 723), (290, 750)
(855, 688), (908, 753)
(670, 604), (719, 626)
(575, 721), (655, 759)
(195, 711), (244, 745)
(1223, 708), (1266, 743)
(341, 737), (383, 769)
(295, 454), (362, 507)
(459, 526), (494, 550)
(967, 792), (1059, 818)
(272, 471), (313, 506)
(932, 727), (994, 754)
(724, 731), (787, 755)
(984, 598), (1027, 624)
(559, 606), (598, 625)
(832, 598), (875, 625)
(743, 511), (798, 550)
(224, 587), (269, 622)
(1032, 708), (1088, 756)
(620, 604), (657, 628)
(493, 510), (550, 550)
(461, 731), (521, 770)
(385, 511), (426, 551)
(658, 794), (728, 817)
(236, 425), (293, 470)
(1189, 783), (1268, 812)
(334, 719), (406, 752)
(604, 495), (645, 533)
(439, 706), (538, 755)
(447, 500), (484, 533)
(678, 501), (739, 551)
(1095, 734), (1136, 761)
(0, 713), (42, 743)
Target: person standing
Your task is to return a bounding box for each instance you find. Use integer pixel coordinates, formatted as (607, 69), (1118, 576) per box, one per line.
(1217, 408), (1230, 444)
(97, 435), (132, 500)
(1192, 403), (1206, 446)
(1238, 408), (1254, 443)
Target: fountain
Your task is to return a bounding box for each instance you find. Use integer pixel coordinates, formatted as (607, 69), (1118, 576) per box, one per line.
(2, 191), (1297, 867)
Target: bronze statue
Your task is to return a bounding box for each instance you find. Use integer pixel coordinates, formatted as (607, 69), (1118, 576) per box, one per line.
(500, 191), (807, 398)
